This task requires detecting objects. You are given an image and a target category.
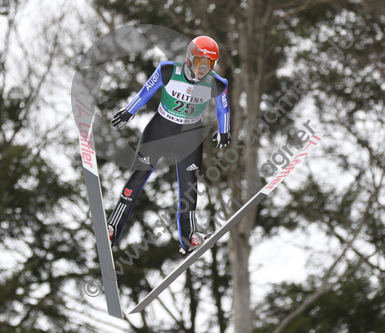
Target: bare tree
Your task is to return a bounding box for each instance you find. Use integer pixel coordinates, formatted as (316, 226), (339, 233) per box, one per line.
(0, 1), (119, 332)
(78, 1), (385, 332)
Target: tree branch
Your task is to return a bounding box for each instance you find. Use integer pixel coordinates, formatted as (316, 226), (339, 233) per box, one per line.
(272, 169), (383, 333)
(272, 249), (374, 333)
(275, 0), (333, 21)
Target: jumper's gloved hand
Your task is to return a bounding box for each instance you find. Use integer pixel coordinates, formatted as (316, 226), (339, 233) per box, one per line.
(212, 130), (231, 148)
(111, 108), (135, 128)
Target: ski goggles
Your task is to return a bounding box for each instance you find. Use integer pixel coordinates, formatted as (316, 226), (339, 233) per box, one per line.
(192, 56), (216, 69)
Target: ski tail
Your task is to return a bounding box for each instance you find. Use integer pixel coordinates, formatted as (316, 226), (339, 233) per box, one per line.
(75, 98), (123, 319)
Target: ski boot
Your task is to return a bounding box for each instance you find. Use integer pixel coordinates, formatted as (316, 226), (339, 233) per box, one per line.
(179, 230), (212, 259)
(107, 225), (115, 246)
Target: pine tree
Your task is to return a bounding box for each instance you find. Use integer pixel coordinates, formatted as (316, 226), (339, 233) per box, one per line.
(0, 2), (101, 332)
(81, 1), (385, 332)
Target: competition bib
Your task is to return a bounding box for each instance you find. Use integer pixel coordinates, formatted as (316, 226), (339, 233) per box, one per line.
(158, 62), (215, 124)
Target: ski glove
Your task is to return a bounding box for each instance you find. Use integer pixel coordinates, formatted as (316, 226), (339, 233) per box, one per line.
(111, 108), (135, 128)
(212, 130), (231, 148)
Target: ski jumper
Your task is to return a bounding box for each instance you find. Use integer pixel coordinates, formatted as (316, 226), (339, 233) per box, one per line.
(108, 61), (230, 250)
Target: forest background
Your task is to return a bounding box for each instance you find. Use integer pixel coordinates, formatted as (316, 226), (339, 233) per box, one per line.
(1, 0), (384, 332)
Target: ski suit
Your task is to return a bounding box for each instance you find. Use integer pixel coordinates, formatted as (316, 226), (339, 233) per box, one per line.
(108, 61), (230, 251)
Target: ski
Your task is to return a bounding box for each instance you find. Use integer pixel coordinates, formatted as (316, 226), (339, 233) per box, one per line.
(74, 98), (123, 319)
(128, 131), (324, 315)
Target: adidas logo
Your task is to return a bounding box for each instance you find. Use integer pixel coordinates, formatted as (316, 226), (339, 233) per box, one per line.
(138, 156), (150, 165)
(186, 163), (199, 171)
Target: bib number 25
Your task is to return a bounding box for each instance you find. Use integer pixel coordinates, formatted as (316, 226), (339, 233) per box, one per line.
(172, 101), (196, 115)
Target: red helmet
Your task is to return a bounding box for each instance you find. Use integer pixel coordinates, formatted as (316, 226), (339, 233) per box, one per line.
(186, 36), (219, 70)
